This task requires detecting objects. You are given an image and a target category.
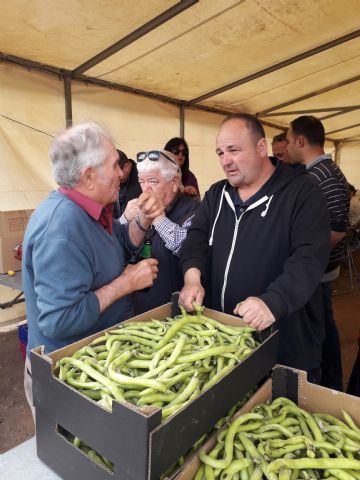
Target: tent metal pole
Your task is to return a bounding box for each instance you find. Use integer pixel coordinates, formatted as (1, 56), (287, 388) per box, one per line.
(73, 0), (198, 75)
(334, 141), (342, 165)
(327, 123), (360, 136)
(188, 29), (360, 105)
(64, 77), (72, 127)
(258, 105), (360, 117)
(180, 105), (185, 138)
(257, 74), (360, 115)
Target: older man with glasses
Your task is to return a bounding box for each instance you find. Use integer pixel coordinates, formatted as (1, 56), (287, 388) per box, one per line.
(119, 149), (199, 314)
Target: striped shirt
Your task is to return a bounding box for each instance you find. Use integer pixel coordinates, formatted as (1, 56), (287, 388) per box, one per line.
(307, 154), (349, 268)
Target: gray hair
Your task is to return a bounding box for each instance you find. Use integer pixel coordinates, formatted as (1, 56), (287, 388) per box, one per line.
(136, 150), (181, 182)
(50, 122), (112, 188)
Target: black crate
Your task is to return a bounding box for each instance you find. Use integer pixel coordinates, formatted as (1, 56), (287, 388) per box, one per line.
(31, 303), (279, 480)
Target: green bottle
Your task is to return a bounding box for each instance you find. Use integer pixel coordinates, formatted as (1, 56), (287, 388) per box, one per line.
(141, 239), (152, 259)
(140, 239), (152, 292)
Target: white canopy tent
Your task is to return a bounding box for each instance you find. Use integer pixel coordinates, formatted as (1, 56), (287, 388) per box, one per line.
(1, 0), (360, 209)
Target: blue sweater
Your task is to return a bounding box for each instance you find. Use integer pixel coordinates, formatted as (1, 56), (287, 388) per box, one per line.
(23, 191), (138, 355)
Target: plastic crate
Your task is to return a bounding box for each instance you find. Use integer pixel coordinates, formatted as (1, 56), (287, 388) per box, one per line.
(18, 323), (28, 361)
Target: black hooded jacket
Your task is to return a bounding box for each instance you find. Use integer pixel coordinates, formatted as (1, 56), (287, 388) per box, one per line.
(180, 160), (331, 370)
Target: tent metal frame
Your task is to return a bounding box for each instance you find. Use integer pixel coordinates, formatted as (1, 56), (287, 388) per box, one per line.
(1, 14), (359, 141)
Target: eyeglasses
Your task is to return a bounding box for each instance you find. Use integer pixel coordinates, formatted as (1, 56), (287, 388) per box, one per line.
(137, 150), (176, 165)
(172, 148), (186, 156)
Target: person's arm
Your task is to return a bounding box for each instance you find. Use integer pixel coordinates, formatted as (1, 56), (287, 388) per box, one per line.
(178, 268), (205, 311)
(32, 234), (159, 341)
(179, 191), (212, 310)
(152, 214), (195, 256)
(127, 192), (164, 246)
(118, 198), (139, 225)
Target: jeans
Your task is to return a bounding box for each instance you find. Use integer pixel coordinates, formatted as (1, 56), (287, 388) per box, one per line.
(320, 281), (343, 391)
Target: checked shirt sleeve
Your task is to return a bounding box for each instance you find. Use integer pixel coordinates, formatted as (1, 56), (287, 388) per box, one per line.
(154, 214), (195, 257)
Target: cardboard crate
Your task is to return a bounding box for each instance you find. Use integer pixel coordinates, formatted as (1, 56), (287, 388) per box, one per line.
(31, 302), (279, 480)
(0, 209), (33, 273)
(175, 364), (360, 480)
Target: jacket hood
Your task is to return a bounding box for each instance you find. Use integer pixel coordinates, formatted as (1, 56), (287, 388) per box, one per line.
(263, 158), (306, 196)
(208, 159), (307, 246)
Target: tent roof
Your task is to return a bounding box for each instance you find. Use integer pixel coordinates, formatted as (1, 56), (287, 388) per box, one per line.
(1, 0), (360, 141)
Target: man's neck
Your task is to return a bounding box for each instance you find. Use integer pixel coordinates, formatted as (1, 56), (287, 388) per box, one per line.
(237, 157), (276, 202)
(302, 147), (325, 167)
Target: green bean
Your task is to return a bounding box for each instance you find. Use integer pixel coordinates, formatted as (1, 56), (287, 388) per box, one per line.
(194, 464), (205, 480)
(59, 357), (125, 403)
(199, 414), (263, 469)
(149, 342), (175, 370)
(342, 410), (360, 435)
(249, 466), (263, 480)
(220, 459), (252, 479)
(268, 458), (360, 474)
(167, 373), (200, 407)
(326, 470), (356, 480)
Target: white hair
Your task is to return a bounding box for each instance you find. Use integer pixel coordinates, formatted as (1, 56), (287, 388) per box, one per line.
(136, 150), (181, 182)
(50, 122), (112, 188)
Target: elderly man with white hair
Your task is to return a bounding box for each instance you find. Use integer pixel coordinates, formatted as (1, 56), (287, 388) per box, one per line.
(22, 122), (162, 416)
(119, 149), (199, 314)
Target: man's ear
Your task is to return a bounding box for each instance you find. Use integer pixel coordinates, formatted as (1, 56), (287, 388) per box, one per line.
(296, 135), (305, 148)
(257, 138), (268, 157)
(173, 175), (181, 192)
(81, 167), (95, 190)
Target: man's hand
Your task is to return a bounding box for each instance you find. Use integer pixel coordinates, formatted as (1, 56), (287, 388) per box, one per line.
(183, 185), (198, 197)
(233, 297), (275, 330)
(122, 258), (159, 292)
(137, 192), (164, 229)
(95, 259), (158, 313)
(179, 268), (205, 311)
(123, 198), (139, 223)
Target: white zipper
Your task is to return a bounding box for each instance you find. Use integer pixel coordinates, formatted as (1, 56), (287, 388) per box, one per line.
(221, 212), (242, 311)
(220, 193), (270, 312)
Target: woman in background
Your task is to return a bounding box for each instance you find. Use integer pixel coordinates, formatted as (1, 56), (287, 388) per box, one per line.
(164, 137), (200, 198)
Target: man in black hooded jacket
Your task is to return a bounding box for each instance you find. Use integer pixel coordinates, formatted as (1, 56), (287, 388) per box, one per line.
(179, 113), (331, 382)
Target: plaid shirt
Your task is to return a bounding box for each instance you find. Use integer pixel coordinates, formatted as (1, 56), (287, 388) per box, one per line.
(118, 213), (195, 256)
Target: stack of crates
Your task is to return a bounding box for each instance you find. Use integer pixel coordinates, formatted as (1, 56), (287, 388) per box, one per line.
(18, 323), (28, 361)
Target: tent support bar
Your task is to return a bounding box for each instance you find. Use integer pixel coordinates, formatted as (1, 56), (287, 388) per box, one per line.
(64, 77), (72, 127)
(326, 123), (360, 136)
(320, 106), (360, 121)
(257, 74), (360, 115)
(72, 0), (198, 75)
(258, 105), (360, 118)
(334, 141), (342, 165)
(187, 29), (360, 105)
(180, 105), (185, 138)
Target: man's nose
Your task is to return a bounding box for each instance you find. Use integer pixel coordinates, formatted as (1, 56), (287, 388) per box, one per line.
(142, 182), (152, 192)
(222, 152), (232, 165)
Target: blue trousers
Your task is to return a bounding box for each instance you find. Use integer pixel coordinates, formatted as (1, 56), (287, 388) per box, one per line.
(320, 282), (343, 391)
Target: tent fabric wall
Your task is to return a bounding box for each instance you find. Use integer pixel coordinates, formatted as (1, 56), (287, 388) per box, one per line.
(0, 63), (61, 210)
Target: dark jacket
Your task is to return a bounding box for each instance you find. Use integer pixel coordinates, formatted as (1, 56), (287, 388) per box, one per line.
(180, 160), (331, 370)
(113, 159), (142, 219)
(134, 193), (199, 314)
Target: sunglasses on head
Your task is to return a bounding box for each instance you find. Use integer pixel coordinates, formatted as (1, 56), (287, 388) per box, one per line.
(137, 150), (176, 165)
(172, 148), (186, 156)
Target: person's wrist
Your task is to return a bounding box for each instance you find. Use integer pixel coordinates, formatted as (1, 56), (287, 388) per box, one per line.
(153, 213), (166, 226)
(134, 213), (151, 232)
